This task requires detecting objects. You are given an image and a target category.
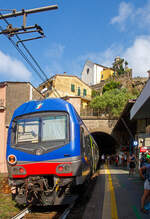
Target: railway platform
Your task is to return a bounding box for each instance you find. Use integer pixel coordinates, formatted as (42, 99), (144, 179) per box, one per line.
(68, 165), (150, 219)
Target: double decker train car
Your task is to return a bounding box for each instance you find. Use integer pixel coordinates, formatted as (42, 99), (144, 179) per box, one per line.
(6, 98), (99, 206)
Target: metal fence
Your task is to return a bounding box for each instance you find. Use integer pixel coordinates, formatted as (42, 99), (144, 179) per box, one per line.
(80, 107), (118, 119)
(80, 107), (105, 117)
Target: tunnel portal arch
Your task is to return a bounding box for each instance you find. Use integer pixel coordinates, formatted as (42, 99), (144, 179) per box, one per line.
(91, 131), (119, 155)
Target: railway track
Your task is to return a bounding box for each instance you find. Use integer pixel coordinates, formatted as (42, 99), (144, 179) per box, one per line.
(11, 195), (78, 219)
(11, 206), (31, 219)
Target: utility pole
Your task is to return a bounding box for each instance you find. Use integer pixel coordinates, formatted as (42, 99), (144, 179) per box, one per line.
(0, 5), (58, 44)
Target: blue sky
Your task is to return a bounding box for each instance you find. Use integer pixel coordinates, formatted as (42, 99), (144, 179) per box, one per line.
(0, 0), (150, 86)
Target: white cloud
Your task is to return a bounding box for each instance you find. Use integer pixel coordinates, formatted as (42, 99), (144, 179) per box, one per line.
(74, 36), (150, 78)
(76, 44), (123, 69)
(136, 0), (150, 28)
(123, 36), (150, 77)
(0, 50), (31, 81)
(44, 36), (150, 79)
(110, 0), (150, 31)
(110, 2), (133, 27)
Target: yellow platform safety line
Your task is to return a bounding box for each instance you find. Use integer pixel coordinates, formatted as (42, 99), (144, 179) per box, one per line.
(105, 165), (118, 219)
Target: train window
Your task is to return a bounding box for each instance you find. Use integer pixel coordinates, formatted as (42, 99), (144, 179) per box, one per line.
(16, 118), (39, 143)
(41, 115), (67, 141)
(84, 135), (92, 160)
(11, 112), (69, 149)
(80, 127), (85, 146)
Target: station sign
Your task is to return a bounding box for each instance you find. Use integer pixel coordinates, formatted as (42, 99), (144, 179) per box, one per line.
(140, 146), (150, 152)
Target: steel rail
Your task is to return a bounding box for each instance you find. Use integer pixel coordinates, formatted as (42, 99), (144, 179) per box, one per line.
(60, 196), (78, 219)
(11, 194), (78, 219)
(11, 207), (31, 219)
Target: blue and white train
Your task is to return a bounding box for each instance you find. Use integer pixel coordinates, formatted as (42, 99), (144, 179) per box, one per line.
(6, 98), (99, 205)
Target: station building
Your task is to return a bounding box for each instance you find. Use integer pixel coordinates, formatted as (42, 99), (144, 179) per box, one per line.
(130, 78), (150, 166)
(112, 77), (150, 167)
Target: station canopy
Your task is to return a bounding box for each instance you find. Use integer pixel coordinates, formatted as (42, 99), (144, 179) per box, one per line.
(130, 79), (150, 120)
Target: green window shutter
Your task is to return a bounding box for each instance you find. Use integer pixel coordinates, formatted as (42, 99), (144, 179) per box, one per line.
(83, 89), (87, 96)
(71, 84), (75, 92)
(78, 87), (81, 96)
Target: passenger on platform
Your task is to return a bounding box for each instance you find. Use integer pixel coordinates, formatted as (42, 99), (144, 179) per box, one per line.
(115, 155), (119, 166)
(124, 153), (127, 167)
(101, 154), (105, 164)
(139, 153), (150, 214)
(140, 153), (147, 168)
(140, 153), (147, 179)
(128, 153), (136, 176)
(121, 155), (124, 167)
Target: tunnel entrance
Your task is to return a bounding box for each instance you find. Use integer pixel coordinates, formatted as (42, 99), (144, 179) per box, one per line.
(91, 132), (118, 155)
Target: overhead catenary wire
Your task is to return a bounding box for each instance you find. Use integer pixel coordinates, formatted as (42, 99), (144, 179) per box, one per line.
(0, 25), (45, 82)
(0, 9), (61, 97)
(16, 34), (48, 81)
(0, 11), (48, 82)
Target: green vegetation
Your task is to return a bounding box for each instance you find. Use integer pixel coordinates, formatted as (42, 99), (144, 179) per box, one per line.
(90, 88), (137, 118)
(92, 89), (100, 97)
(102, 80), (121, 94)
(112, 57), (132, 76)
(0, 175), (20, 218)
(130, 87), (140, 97)
(89, 57), (139, 118)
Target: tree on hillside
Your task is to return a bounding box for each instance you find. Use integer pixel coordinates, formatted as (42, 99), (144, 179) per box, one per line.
(90, 88), (136, 118)
(102, 80), (121, 94)
(92, 89), (100, 97)
(112, 57), (132, 77)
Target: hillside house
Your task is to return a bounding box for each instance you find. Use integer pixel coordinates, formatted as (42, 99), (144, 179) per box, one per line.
(81, 60), (114, 86)
(38, 74), (92, 114)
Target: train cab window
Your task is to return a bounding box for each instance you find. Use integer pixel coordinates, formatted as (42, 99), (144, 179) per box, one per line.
(11, 112), (69, 151)
(16, 119), (39, 143)
(41, 115), (67, 141)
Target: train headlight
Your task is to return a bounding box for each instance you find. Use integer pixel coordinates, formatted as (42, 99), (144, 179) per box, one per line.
(58, 166), (64, 172)
(8, 154), (17, 165)
(56, 164), (72, 173)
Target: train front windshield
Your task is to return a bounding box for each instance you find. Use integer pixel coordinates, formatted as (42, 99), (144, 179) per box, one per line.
(11, 112), (69, 150)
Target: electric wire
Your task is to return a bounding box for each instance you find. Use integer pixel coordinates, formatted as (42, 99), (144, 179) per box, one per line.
(16, 34), (48, 81)
(0, 10), (61, 97)
(0, 25), (45, 82)
(0, 11), (48, 82)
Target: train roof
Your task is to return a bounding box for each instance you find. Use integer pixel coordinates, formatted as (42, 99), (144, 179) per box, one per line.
(12, 98), (74, 119)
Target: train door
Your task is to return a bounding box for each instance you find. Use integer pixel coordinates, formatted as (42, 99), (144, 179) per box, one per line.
(80, 127), (91, 175)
